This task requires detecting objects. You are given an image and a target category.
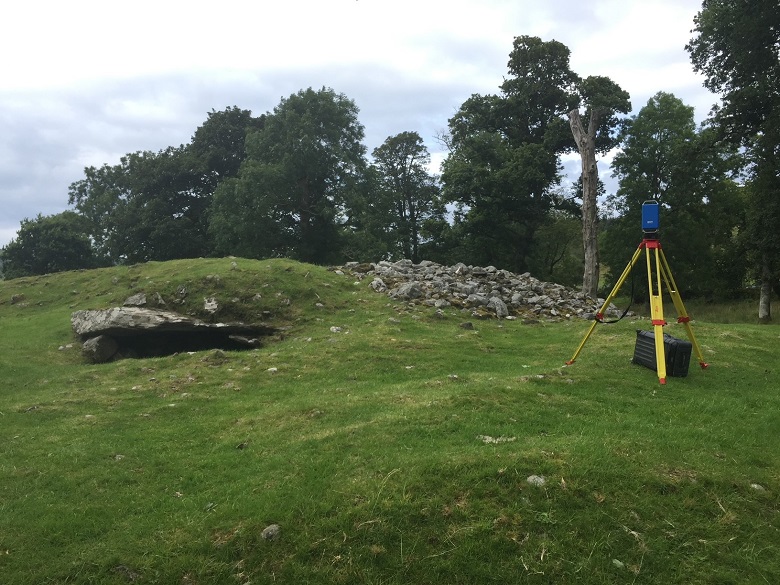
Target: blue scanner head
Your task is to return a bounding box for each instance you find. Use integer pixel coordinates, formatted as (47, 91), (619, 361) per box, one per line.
(642, 200), (659, 234)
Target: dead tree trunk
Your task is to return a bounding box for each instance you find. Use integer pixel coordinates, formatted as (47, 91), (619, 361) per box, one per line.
(568, 108), (602, 298)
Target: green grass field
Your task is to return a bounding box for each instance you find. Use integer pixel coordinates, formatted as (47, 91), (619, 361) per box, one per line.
(1, 258), (778, 584)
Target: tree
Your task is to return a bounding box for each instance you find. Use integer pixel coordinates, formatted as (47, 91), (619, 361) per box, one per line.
(500, 36), (630, 294)
(209, 87), (367, 264)
(69, 148), (209, 263)
(687, 0), (780, 321)
(568, 75), (630, 297)
(188, 106), (265, 197)
(338, 165), (395, 262)
(441, 37), (577, 273)
(442, 131), (559, 271)
(370, 131), (444, 262)
(1, 212), (98, 278)
(442, 36), (629, 286)
(68, 107), (261, 263)
(603, 92), (743, 298)
(67, 160), (130, 261)
(527, 209), (583, 287)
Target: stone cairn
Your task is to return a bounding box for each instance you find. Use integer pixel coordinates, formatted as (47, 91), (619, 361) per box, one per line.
(336, 259), (623, 322)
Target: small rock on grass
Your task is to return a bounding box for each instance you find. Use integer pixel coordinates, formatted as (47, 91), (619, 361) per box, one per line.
(262, 524), (281, 541)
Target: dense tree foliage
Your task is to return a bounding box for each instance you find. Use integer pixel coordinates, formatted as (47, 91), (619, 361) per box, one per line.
(210, 87), (367, 264)
(369, 132), (444, 263)
(68, 107), (260, 263)
(442, 36), (629, 290)
(1, 212), (99, 278)
(189, 107), (265, 197)
(687, 0), (780, 319)
(602, 92), (742, 298)
(441, 37), (575, 272)
(527, 207), (583, 287)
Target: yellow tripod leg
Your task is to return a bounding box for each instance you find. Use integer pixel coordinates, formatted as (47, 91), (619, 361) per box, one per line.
(566, 243), (644, 365)
(646, 242), (668, 384)
(657, 248), (709, 369)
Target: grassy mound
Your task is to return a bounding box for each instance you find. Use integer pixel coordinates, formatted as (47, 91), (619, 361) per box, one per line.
(1, 258), (778, 584)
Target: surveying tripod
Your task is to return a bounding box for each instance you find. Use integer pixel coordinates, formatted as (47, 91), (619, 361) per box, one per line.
(566, 201), (709, 385)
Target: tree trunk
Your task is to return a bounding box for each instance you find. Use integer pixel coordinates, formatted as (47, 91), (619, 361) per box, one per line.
(758, 253), (772, 324)
(568, 109), (601, 298)
(408, 193), (419, 263)
(297, 177), (313, 261)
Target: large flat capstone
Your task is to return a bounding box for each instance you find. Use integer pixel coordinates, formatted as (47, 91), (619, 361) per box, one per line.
(72, 307), (277, 363)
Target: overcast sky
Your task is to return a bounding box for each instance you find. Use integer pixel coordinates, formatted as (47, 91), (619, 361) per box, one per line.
(0, 0), (716, 248)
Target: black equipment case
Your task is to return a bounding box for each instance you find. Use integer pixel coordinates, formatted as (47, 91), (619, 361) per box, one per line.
(632, 330), (692, 377)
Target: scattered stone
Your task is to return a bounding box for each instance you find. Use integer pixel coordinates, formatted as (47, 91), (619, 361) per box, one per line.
(82, 334), (120, 363)
(527, 475), (547, 487)
(112, 564), (142, 582)
(261, 524), (281, 541)
(330, 326), (342, 333)
(228, 335), (262, 347)
(477, 435), (517, 444)
(10, 294), (25, 304)
(204, 297), (219, 314)
(460, 322), (475, 330)
(123, 293), (147, 307)
(370, 277), (387, 292)
(390, 282), (424, 300)
(488, 296), (509, 318)
(750, 483), (766, 491)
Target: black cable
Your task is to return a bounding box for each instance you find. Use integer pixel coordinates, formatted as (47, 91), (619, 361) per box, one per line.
(596, 258), (635, 324)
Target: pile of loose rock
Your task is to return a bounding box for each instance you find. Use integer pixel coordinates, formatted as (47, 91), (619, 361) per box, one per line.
(336, 259), (622, 322)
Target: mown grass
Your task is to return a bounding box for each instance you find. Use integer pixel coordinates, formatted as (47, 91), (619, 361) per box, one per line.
(1, 258), (778, 584)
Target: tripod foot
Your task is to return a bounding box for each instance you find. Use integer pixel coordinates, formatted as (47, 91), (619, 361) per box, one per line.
(565, 360), (575, 366)
(699, 362), (709, 369)
(659, 378), (667, 385)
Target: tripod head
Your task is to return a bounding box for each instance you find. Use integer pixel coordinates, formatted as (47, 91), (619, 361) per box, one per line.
(642, 200), (659, 238)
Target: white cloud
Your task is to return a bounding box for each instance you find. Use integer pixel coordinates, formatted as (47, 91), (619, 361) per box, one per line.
(0, 0), (713, 247)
